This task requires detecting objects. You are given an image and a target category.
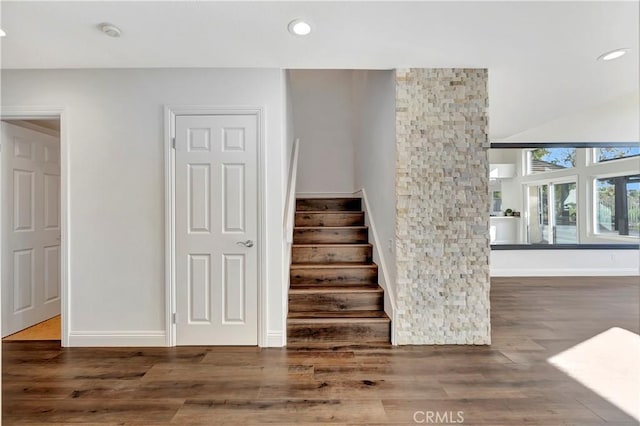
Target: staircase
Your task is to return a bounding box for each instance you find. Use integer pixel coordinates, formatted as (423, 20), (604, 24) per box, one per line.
(287, 197), (391, 347)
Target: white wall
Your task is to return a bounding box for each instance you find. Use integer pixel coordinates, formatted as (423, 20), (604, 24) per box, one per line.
(501, 92), (640, 142)
(351, 70), (398, 322)
(289, 70), (355, 194)
(1, 68), (287, 346)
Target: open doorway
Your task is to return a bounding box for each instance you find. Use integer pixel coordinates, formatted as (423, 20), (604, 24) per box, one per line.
(1, 118), (62, 341)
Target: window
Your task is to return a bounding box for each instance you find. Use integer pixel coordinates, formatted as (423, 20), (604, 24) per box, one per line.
(595, 175), (640, 237)
(594, 146), (640, 163)
(490, 190), (502, 215)
(526, 180), (577, 244)
(527, 147), (576, 175)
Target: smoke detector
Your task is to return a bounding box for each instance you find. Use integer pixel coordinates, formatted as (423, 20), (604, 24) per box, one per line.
(99, 23), (122, 38)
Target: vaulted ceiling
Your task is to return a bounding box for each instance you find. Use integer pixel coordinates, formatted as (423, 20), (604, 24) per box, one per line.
(1, 1), (638, 139)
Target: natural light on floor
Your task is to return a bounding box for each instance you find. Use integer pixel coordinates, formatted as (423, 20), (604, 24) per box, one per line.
(547, 327), (640, 421)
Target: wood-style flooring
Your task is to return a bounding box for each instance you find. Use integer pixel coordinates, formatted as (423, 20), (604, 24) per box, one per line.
(3, 315), (61, 341)
(3, 276), (639, 425)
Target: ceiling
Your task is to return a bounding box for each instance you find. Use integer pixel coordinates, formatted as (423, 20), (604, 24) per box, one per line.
(2, 119), (60, 132)
(0, 1), (638, 139)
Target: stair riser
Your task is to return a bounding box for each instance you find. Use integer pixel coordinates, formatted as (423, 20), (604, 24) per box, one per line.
(290, 267), (378, 285)
(289, 292), (383, 312)
(293, 228), (368, 244)
(295, 212), (365, 227)
(296, 198), (362, 211)
(292, 246), (372, 264)
(287, 322), (390, 344)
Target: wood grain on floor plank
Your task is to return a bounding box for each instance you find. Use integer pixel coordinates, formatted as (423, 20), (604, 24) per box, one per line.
(2, 277), (638, 425)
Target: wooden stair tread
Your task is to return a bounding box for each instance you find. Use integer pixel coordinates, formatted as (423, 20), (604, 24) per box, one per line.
(292, 243), (372, 247)
(289, 197), (389, 346)
(296, 210), (363, 214)
(291, 283), (380, 287)
(291, 263), (377, 269)
(288, 311), (390, 321)
(296, 197), (361, 200)
(289, 285), (383, 293)
(294, 226), (368, 230)
(296, 198), (362, 211)
(286, 341), (393, 349)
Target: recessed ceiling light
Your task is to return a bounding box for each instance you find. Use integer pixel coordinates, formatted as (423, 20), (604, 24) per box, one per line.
(288, 19), (312, 36)
(99, 23), (122, 38)
(0, 29), (6, 37)
(597, 48), (629, 61)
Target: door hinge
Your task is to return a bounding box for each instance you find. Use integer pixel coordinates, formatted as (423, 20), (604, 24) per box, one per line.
(172, 313), (177, 324)
(172, 137), (176, 149)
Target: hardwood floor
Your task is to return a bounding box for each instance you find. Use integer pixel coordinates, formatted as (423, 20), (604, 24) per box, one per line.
(3, 315), (61, 341)
(3, 277), (639, 425)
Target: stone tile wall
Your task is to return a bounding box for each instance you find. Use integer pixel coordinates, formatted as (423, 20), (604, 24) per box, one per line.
(395, 68), (490, 344)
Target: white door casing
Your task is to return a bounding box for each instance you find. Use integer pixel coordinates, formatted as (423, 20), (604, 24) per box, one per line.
(1, 122), (61, 337)
(174, 114), (258, 345)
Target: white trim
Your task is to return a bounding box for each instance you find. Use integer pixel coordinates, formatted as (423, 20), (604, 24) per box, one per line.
(296, 191), (357, 198)
(164, 105), (266, 347)
(491, 268), (639, 277)
(265, 330), (285, 347)
(282, 138), (300, 348)
(356, 188), (397, 345)
(68, 331), (166, 347)
(0, 106), (70, 347)
(284, 139), (300, 244)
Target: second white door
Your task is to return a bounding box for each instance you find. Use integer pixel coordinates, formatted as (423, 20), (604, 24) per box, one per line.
(175, 114), (258, 345)
(1, 122), (61, 337)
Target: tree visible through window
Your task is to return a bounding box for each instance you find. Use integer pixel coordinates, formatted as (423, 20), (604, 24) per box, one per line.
(528, 148), (576, 174)
(595, 146), (640, 163)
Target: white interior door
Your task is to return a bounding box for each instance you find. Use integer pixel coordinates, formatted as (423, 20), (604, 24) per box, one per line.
(175, 114), (258, 345)
(1, 122), (61, 337)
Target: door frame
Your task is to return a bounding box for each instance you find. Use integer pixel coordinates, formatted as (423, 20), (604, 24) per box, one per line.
(0, 106), (69, 346)
(164, 106), (266, 347)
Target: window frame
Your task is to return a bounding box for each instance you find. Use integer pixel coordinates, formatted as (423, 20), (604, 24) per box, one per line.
(490, 142), (640, 250)
(592, 172), (640, 241)
(524, 175), (579, 245)
(592, 146), (640, 164)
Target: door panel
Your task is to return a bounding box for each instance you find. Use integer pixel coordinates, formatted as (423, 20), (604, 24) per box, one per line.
(43, 173), (60, 230)
(13, 170), (35, 231)
(222, 164), (245, 232)
(43, 245), (60, 303)
(175, 115), (258, 345)
(13, 249), (34, 312)
(223, 254), (245, 323)
(2, 122), (61, 336)
(188, 253), (211, 323)
(188, 164), (211, 233)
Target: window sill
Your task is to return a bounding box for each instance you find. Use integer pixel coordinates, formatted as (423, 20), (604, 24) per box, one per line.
(491, 244), (639, 250)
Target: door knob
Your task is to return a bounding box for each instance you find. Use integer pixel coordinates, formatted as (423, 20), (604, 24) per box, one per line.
(236, 240), (254, 248)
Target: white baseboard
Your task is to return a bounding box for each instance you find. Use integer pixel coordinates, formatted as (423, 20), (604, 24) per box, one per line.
(296, 191), (357, 198)
(491, 268), (639, 277)
(265, 330), (285, 347)
(67, 330), (167, 347)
